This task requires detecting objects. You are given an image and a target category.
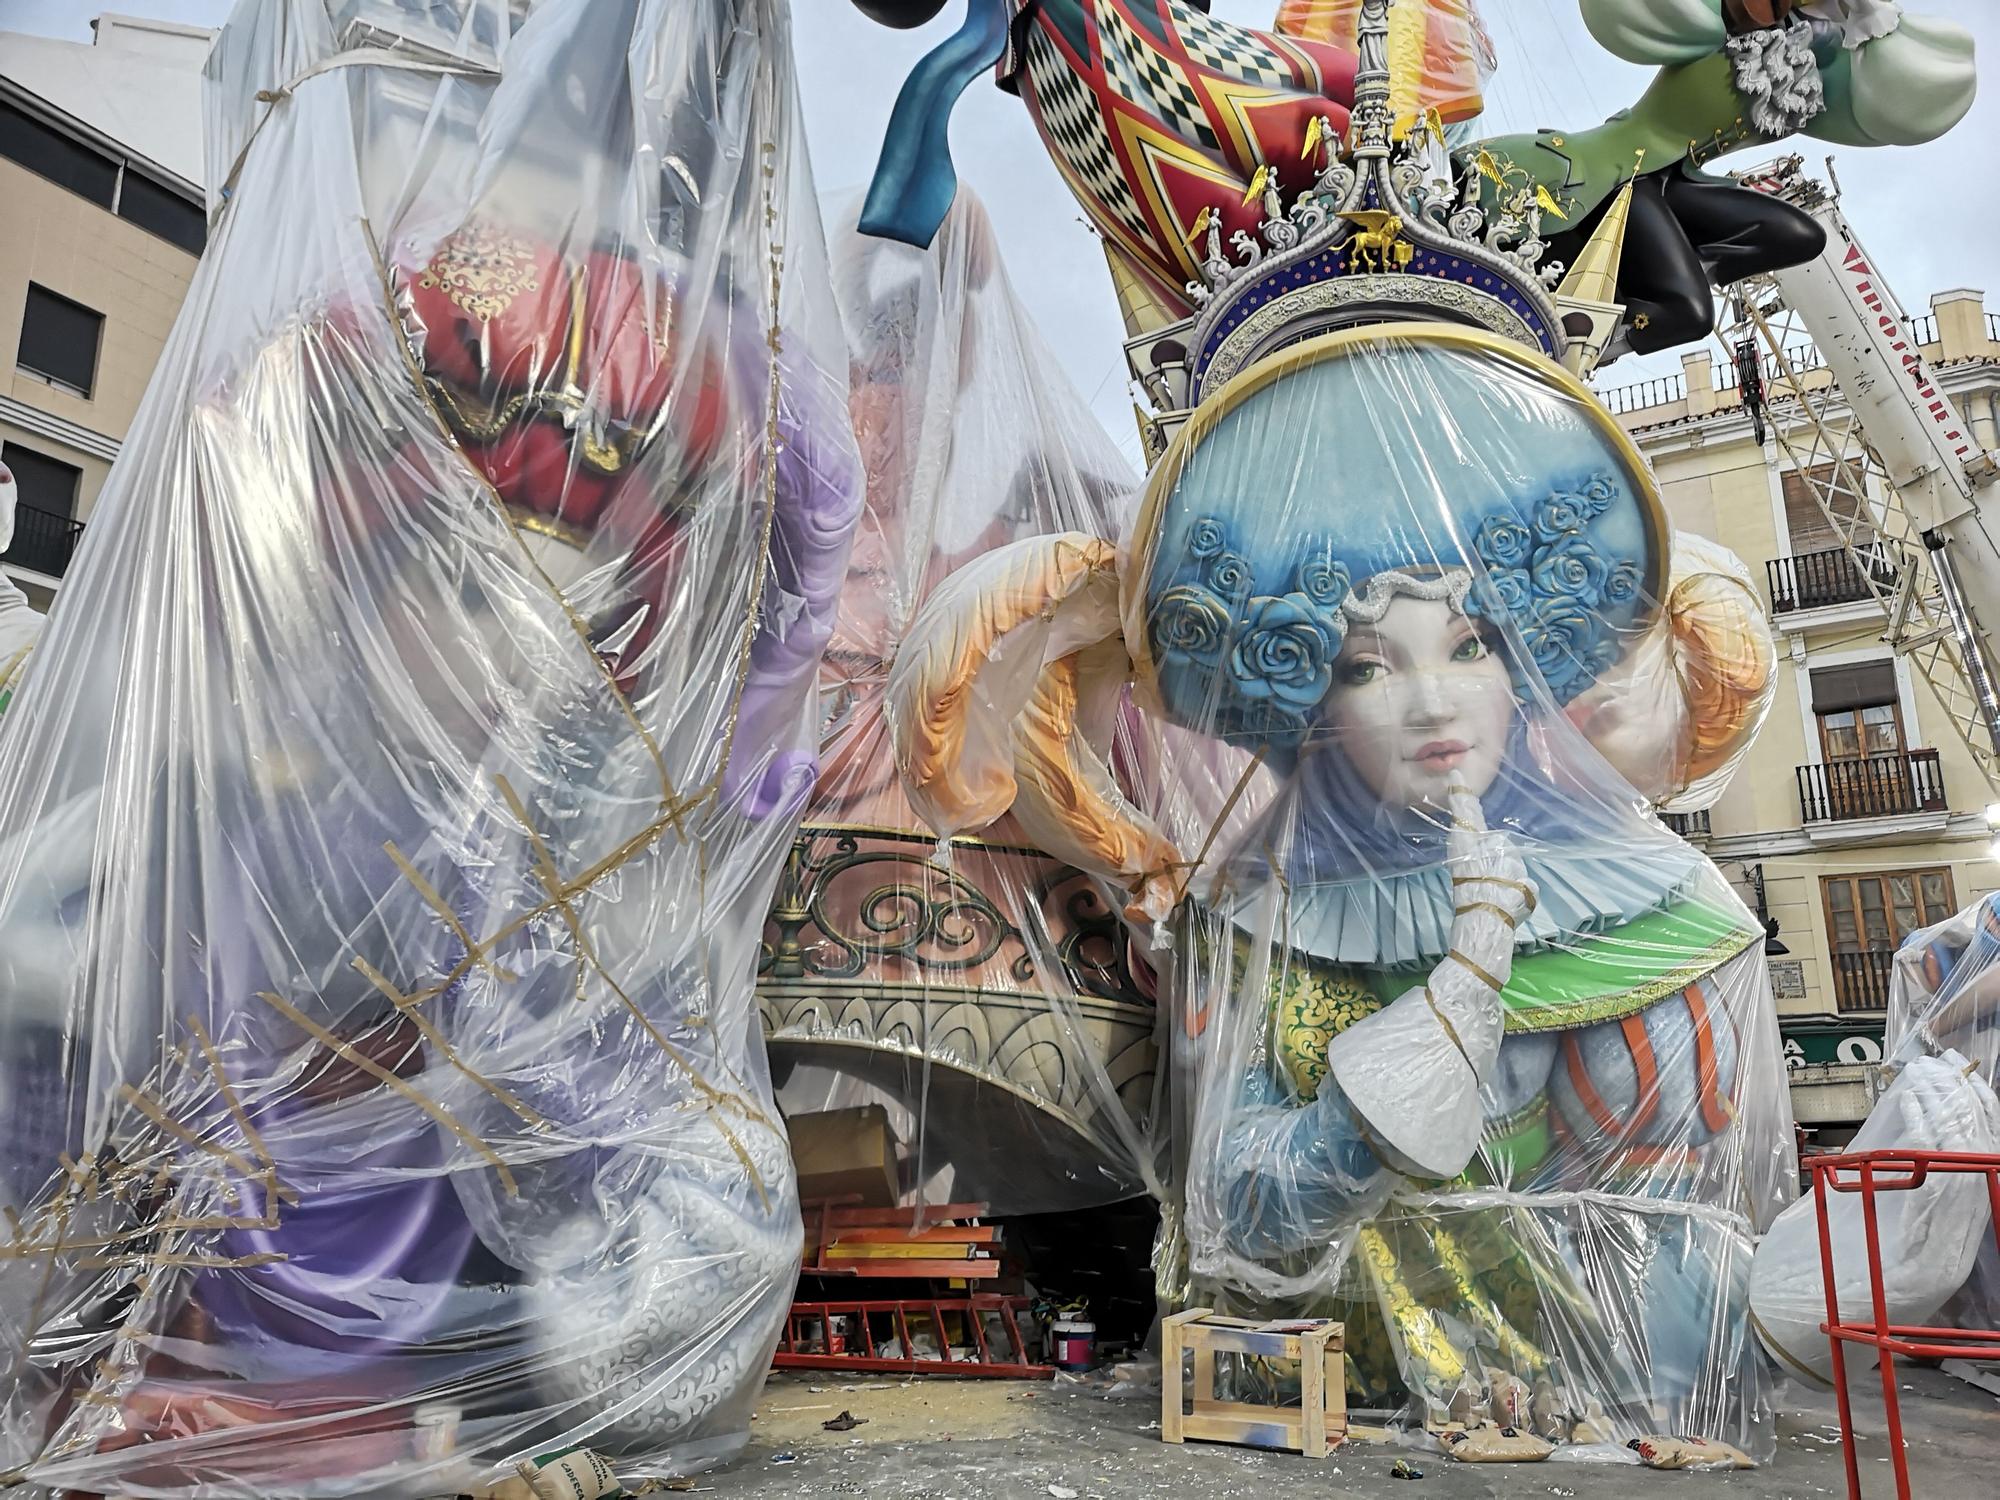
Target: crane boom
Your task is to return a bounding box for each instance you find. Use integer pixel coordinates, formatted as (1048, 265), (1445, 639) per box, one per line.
(1729, 157), (2000, 784)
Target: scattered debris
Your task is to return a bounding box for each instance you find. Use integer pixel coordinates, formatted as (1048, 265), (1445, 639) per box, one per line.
(1046, 1486), (1078, 1499)
(770, 1453), (797, 1465)
(822, 1411), (868, 1432)
(1390, 1456), (1425, 1480)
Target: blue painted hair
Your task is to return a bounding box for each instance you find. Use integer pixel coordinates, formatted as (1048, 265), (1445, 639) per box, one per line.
(1134, 329), (1669, 753)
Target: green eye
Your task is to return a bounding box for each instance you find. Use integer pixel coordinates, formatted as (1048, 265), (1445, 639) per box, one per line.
(1452, 635), (1487, 662)
(1341, 661), (1381, 685)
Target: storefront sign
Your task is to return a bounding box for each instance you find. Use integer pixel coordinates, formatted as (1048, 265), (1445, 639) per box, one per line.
(1782, 1020), (1886, 1071)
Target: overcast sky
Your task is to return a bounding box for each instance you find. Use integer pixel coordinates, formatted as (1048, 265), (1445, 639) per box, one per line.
(9, 0), (1995, 459)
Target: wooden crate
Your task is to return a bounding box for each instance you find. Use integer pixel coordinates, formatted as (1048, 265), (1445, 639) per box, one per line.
(1160, 1308), (1346, 1459)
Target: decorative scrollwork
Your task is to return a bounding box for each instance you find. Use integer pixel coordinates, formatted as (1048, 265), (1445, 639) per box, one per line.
(1226, 229), (1266, 275)
(1030, 870), (1149, 1007)
(762, 832), (1035, 984)
(761, 827), (1151, 1011)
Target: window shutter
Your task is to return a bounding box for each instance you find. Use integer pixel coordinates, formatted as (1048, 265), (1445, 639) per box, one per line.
(1810, 661), (1898, 715)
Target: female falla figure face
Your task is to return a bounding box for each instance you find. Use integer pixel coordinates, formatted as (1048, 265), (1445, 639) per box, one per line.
(1321, 591), (1516, 810)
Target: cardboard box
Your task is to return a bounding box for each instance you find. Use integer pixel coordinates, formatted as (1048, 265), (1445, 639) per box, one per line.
(788, 1104), (900, 1208)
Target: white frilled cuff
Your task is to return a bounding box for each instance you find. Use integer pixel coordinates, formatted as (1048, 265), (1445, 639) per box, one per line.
(1324, 984), (1489, 1183)
(1803, 0), (1904, 49)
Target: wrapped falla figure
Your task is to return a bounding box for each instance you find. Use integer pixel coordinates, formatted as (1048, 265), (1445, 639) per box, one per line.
(0, 1), (857, 1495)
(860, 0), (1970, 1465)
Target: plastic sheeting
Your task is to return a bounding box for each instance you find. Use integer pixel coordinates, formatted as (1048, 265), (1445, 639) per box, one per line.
(1748, 890), (2000, 1383)
(1747, 1052), (2000, 1383)
(760, 191), (1161, 1214)
(889, 323), (1795, 1455)
(0, 0), (859, 1493)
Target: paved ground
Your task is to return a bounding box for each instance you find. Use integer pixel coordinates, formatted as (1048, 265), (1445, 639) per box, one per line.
(688, 1362), (1999, 1499)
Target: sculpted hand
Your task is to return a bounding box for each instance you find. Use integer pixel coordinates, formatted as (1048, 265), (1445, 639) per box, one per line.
(1443, 783), (1534, 933)
(1321, 784), (1538, 1182)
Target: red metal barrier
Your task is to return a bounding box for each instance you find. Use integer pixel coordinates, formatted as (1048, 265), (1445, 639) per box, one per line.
(1812, 1149), (2000, 1500)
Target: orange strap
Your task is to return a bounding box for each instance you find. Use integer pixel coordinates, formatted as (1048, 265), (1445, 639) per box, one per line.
(1562, 1033), (1624, 1141)
(1683, 982), (1735, 1137)
(1620, 1014), (1663, 1139)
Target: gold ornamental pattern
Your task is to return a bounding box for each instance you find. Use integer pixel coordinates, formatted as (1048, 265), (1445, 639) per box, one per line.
(418, 219), (544, 323)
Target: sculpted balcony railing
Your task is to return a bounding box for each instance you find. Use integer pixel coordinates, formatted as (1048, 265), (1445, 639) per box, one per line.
(1831, 950), (1895, 1013)
(758, 824), (1156, 1204)
(1796, 750), (1946, 825)
(1660, 809), (1710, 842)
(1766, 544), (1902, 614)
(1, 503), (84, 579)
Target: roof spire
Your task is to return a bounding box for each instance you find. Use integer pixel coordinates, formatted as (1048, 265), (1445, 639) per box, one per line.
(1555, 158), (1640, 308)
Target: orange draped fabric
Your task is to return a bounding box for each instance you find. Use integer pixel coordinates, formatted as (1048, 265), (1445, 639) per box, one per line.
(1274, 0), (1491, 125)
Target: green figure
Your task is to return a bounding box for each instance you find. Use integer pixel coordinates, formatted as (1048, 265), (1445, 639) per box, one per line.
(1463, 0), (1975, 352)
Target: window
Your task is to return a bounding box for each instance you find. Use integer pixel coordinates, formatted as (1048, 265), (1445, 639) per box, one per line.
(1783, 462), (1873, 555)
(0, 443), (81, 519)
(1819, 704), (1903, 761)
(0, 101), (117, 209)
(116, 172), (206, 256)
(1811, 661), (1901, 760)
(17, 285), (103, 399)
(1821, 867), (1956, 1011)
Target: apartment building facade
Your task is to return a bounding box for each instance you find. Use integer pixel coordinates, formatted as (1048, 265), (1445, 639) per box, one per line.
(0, 15), (210, 609)
(1604, 289), (2000, 1143)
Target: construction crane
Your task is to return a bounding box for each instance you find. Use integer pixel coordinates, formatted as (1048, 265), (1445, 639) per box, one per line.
(1721, 155), (2000, 802)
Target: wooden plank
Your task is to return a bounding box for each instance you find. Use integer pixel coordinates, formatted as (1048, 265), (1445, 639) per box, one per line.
(820, 1202), (988, 1227)
(1180, 1409), (1305, 1448)
(1196, 1328), (1306, 1360)
(816, 1225), (1000, 1245)
(804, 1259), (1002, 1279)
(1161, 1313), (1190, 1445)
(824, 1243), (976, 1261)
(1300, 1328), (1326, 1460)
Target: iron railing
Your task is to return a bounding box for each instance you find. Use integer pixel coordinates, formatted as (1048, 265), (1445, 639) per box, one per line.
(1599, 373), (1685, 415)
(1, 504), (84, 578)
(1796, 749), (1947, 824)
(1594, 310), (2000, 417)
(1767, 543), (1903, 613)
(1830, 950), (1896, 1013)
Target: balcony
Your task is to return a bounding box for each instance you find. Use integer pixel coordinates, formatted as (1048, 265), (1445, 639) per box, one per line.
(1660, 809), (1711, 842)
(1766, 544), (1901, 614)
(1, 504), (84, 579)
(1796, 749), (1946, 825)
(1830, 950), (1895, 1013)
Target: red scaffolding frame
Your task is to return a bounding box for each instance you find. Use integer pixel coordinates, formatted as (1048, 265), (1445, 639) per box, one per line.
(772, 1294), (1052, 1377)
(1812, 1148), (2000, 1500)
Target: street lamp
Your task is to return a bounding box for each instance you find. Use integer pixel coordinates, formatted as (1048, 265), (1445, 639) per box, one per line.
(1730, 862), (1790, 957)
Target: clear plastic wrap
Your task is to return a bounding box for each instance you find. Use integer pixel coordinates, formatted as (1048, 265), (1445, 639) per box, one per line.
(1275, 0), (1495, 129)
(890, 324), (1796, 1456)
(0, 0), (859, 1493)
(0, 462), (46, 687)
(1747, 1052), (2000, 1383)
(761, 191), (1159, 1214)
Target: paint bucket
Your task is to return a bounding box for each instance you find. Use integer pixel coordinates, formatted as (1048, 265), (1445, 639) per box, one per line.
(1051, 1316), (1096, 1371)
